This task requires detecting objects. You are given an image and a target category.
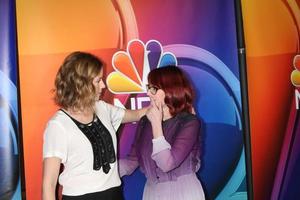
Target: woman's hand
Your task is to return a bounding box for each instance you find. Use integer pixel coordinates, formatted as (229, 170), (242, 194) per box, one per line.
(146, 99), (163, 138)
(146, 99), (163, 124)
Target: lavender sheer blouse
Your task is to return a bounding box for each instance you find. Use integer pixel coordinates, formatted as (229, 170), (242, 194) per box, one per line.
(119, 112), (201, 183)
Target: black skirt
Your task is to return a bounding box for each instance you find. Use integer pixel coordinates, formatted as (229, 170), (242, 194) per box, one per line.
(62, 186), (124, 200)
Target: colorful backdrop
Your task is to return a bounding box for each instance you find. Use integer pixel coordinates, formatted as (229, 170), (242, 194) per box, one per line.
(241, 0), (300, 200)
(0, 0), (297, 199)
(16, 0), (249, 200)
(0, 0), (21, 199)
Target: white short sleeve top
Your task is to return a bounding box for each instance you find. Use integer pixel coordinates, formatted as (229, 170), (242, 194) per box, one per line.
(43, 100), (125, 196)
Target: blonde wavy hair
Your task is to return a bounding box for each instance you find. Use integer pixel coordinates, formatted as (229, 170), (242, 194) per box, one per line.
(54, 51), (104, 111)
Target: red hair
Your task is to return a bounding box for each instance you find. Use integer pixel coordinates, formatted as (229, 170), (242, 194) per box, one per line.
(148, 66), (195, 116)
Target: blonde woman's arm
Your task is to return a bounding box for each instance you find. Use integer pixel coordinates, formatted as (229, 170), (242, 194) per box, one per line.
(122, 107), (148, 123)
(42, 157), (61, 200)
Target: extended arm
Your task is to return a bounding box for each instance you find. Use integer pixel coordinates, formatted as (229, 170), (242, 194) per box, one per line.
(122, 107), (148, 123)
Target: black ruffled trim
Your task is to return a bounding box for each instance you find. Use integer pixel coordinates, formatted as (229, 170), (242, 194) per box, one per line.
(61, 110), (116, 174)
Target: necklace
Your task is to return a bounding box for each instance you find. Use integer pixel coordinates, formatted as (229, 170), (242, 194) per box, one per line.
(61, 109), (116, 173)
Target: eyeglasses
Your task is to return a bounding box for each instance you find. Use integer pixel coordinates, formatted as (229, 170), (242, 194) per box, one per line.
(146, 84), (159, 95)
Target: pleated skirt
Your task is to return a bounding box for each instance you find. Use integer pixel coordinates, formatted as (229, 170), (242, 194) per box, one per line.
(143, 173), (205, 200)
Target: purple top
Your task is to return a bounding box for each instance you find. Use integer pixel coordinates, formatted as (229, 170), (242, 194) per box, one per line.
(119, 112), (201, 183)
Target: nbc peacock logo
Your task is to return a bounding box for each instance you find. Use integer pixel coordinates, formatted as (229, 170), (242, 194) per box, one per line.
(291, 55), (300, 86)
(291, 54), (300, 109)
(106, 39), (177, 94)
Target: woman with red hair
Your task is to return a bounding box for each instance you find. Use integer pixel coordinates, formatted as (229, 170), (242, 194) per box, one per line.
(119, 66), (205, 200)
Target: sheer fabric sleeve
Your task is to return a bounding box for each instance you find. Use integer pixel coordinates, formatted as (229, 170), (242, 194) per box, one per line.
(119, 117), (147, 177)
(43, 120), (68, 163)
(119, 141), (139, 177)
(151, 118), (200, 172)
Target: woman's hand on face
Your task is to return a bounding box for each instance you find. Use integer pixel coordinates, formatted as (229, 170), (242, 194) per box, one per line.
(146, 98), (163, 125)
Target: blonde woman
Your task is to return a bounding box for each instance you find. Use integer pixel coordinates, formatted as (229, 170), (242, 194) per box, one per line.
(42, 52), (146, 200)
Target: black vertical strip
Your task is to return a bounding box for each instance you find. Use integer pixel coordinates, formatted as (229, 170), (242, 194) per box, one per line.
(14, 0), (26, 199)
(234, 0), (253, 200)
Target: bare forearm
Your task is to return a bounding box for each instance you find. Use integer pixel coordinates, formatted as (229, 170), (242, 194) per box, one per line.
(42, 183), (56, 200)
(137, 107), (148, 119)
(123, 107), (148, 123)
(151, 122), (163, 139)
(42, 158), (61, 200)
